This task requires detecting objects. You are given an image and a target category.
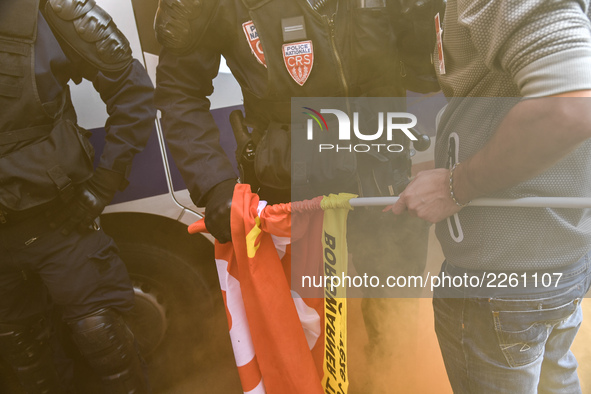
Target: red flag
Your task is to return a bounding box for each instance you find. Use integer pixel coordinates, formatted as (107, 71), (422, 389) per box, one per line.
(189, 184), (324, 394)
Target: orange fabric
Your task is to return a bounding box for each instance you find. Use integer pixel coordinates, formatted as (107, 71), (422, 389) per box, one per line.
(239, 357), (264, 392)
(291, 198), (326, 378)
(190, 184), (324, 394)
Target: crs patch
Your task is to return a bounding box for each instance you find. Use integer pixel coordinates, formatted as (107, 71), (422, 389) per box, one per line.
(242, 20), (266, 67)
(282, 40), (314, 86)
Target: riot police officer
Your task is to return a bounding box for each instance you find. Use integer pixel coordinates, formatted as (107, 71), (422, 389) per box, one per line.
(0, 0), (155, 392)
(155, 0), (440, 390)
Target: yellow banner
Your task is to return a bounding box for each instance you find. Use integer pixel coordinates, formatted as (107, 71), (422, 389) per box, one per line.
(321, 194), (355, 394)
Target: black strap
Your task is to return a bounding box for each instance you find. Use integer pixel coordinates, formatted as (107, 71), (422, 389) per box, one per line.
(0, 124), (53, 146)
(47, 165), (74, 202)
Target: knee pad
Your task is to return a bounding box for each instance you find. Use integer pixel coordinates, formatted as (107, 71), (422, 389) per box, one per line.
(0, 315), (62, 393)
(67, 308), (149, 394)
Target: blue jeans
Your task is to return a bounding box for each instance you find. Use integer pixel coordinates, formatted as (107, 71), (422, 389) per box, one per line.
(433, 252), (591, 393)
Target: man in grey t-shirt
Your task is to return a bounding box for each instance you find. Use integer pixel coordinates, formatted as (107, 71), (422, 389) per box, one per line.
(390, 0), (591, 392)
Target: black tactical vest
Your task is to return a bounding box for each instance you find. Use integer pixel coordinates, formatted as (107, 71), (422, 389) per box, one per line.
(239, 0), (405, 123)
(239, 0), (408, 193)
(0, 0), (94, 215)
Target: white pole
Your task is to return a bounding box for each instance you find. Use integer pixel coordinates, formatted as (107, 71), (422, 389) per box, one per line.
(349, 197), (591, 209)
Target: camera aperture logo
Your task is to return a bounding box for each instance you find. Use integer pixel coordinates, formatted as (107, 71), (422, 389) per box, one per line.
(303, 107), (418, 153)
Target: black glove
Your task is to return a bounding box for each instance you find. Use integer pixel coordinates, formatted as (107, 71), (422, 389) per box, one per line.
(203, 179), (236, 244)
(49, 167), (123, 235)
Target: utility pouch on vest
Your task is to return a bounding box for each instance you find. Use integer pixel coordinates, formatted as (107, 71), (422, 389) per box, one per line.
(349, 1), (405, 96)
(395, 0), (445, 93)
(291, 118), (358, 197)
(256, 120), (359, 195)
(0, 119), (95, 211)
(355, 150), (410, 198)
(254, 121), (291, 190)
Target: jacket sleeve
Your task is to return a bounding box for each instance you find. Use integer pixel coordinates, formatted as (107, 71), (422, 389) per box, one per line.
(39, 0), (155, 185)
(87, 59), (156, 184)
(155, 44), (237, 206)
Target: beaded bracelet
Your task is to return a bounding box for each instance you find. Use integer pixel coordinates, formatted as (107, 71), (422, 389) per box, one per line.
(449, 162), (471, 208)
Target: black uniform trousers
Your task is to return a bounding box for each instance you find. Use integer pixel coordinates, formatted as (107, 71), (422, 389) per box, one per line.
(0, 214), (134, 324)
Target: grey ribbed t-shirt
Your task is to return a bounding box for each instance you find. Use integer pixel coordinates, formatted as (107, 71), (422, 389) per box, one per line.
(434, 0), (591, 270)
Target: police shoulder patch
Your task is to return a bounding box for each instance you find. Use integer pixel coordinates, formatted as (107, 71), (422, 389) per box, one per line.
(43, 0), (132, 72)
(242, 21), (266, 67)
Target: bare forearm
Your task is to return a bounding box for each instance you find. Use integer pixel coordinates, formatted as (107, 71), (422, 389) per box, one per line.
(390, 92), (591, 223)
(453, 93), (591, 203)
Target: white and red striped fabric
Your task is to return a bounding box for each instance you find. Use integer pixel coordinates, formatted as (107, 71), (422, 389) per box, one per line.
(189, 184), (325, 394)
